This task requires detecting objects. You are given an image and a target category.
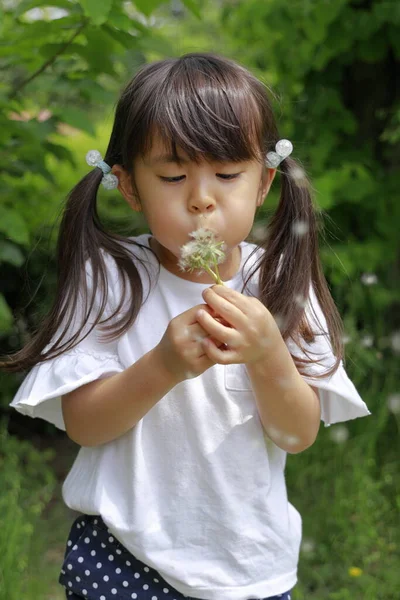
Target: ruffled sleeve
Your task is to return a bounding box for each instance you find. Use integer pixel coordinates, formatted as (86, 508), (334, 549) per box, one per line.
(286, 283), (371, 427)
(9, 256), (125, 432)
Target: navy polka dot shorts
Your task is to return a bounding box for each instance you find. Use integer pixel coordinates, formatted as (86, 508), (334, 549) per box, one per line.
(59, 514), (293, 600)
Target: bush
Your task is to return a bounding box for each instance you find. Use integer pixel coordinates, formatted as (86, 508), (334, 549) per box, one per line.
(0, 419), (56, 600)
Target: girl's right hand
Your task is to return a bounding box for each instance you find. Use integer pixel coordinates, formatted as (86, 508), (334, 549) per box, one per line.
(155, 303), (225, 383)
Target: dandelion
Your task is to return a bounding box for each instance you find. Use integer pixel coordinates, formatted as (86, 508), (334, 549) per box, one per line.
(348, 566), (363, 577)
(178, 228), (227, 285)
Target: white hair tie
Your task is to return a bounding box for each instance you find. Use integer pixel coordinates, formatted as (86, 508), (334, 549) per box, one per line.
(265, 139), (293, 168)
(86, 150), (119, 190)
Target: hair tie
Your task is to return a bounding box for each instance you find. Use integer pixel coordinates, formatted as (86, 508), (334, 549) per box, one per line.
(265, 139), (293, 168)
(86, 150), (119, 190)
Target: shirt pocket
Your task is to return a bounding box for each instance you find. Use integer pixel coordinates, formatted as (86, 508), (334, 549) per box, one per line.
(224, 363), (253, 392)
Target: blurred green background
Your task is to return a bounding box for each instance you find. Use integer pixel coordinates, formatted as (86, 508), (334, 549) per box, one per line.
(0, 1), (399, 599)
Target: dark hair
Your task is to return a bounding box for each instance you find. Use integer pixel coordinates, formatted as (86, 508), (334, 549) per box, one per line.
(0, 52), (344, 378)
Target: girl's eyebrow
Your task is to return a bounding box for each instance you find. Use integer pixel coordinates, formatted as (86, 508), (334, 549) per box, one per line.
(148, 153), (189, 166)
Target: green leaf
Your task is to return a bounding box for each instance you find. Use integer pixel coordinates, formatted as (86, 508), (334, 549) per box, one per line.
(79, 0), (113, 25)
(43, 142), (77, 167)
(57, 106), (97, 136)
(181, 0), (202, 19)
(0, 207), (30, 245)
(101, 24), (138, 49)
(133, 0), (165, 17)
(0, 293), (13, 332)
(0, 241), (25, 267)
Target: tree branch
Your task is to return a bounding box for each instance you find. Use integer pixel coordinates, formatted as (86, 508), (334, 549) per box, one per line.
(8, 18), (90, 100)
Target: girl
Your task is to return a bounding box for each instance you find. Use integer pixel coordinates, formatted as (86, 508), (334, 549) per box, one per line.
(4, 53), (370, 600)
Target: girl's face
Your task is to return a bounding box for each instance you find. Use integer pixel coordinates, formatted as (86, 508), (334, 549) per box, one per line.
(112, 132), (276, 283)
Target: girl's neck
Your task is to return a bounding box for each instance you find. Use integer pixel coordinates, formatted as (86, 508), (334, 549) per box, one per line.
(148, 236), (242, 284)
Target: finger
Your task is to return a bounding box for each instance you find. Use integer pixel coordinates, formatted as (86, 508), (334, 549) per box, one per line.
(208, 285), (254, 315)
(201, 337), (238, 365)
(202, 288), (246, 329)
(196, 309), (240, 347)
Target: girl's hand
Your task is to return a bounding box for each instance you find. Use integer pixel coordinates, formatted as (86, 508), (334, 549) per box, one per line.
(197, 285), (280, 365)
(156, 303), (226, 383)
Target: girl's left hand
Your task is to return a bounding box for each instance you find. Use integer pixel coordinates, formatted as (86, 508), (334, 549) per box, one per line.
(197, 285), (280, 365)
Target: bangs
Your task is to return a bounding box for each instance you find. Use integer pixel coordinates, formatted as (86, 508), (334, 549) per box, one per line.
(136, 55), (266, 164)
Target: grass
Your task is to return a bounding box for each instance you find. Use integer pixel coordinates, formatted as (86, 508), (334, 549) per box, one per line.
(2, 354), (399, 600)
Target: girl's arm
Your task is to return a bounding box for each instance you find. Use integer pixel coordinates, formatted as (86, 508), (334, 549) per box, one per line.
(62, 302), (219, 447)
(62, 346), (178, 447)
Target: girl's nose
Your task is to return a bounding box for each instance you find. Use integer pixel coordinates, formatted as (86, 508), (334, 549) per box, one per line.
(189, 194), (216, 214)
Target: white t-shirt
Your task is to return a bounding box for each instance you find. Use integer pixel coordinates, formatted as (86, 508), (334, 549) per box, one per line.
(10, 234), (371, 600)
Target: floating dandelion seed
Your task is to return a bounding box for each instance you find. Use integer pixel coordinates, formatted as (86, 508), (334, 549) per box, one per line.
(291, 219), (309, 237)
(391, 330), (400, 353)
(329, 425), (349, 444)
(251, 223), (266, 242)
(184, 371), (198, 380)
(294, 294), (307, 308)
(361, 334), (373, 348)
(387, 393), (400, 414)
(301, 538), (315, 554)
(178, 228), (226, 285)
(289, 165), (307, 187)
(273, 313), (286, 332)
(361, 272), (378, 285)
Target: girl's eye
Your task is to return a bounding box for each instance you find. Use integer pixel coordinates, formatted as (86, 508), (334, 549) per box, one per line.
(159, 175), (185, 183)
(217, 173), (240, 180)
(159, 173), (240, 183)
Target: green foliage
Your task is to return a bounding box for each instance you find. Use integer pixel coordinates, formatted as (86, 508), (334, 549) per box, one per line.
(0, 420), (56, 600)
(1, 0), (400, 598)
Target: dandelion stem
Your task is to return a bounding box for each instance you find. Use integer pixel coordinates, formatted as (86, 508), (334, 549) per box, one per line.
(213, 262), (224, 285)
(204, 266), (223, 285)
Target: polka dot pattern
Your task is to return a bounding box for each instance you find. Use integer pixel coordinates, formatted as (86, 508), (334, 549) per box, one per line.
(60, 514), (293, 600)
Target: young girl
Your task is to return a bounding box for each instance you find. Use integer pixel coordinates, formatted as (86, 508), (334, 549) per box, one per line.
(4, 52), (370, 600)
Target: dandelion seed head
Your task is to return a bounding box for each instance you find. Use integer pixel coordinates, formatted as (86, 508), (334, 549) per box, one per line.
(178, 228), (226, 275)
(342, 333), (352, 345)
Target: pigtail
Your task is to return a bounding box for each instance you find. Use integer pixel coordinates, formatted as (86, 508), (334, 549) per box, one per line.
(245, 156), (345, 380)
(0, 167), (148, 373)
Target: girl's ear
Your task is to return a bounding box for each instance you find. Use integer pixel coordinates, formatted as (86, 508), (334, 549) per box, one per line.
(111, 164), (141, 211)
(257, 167), (276, 207)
